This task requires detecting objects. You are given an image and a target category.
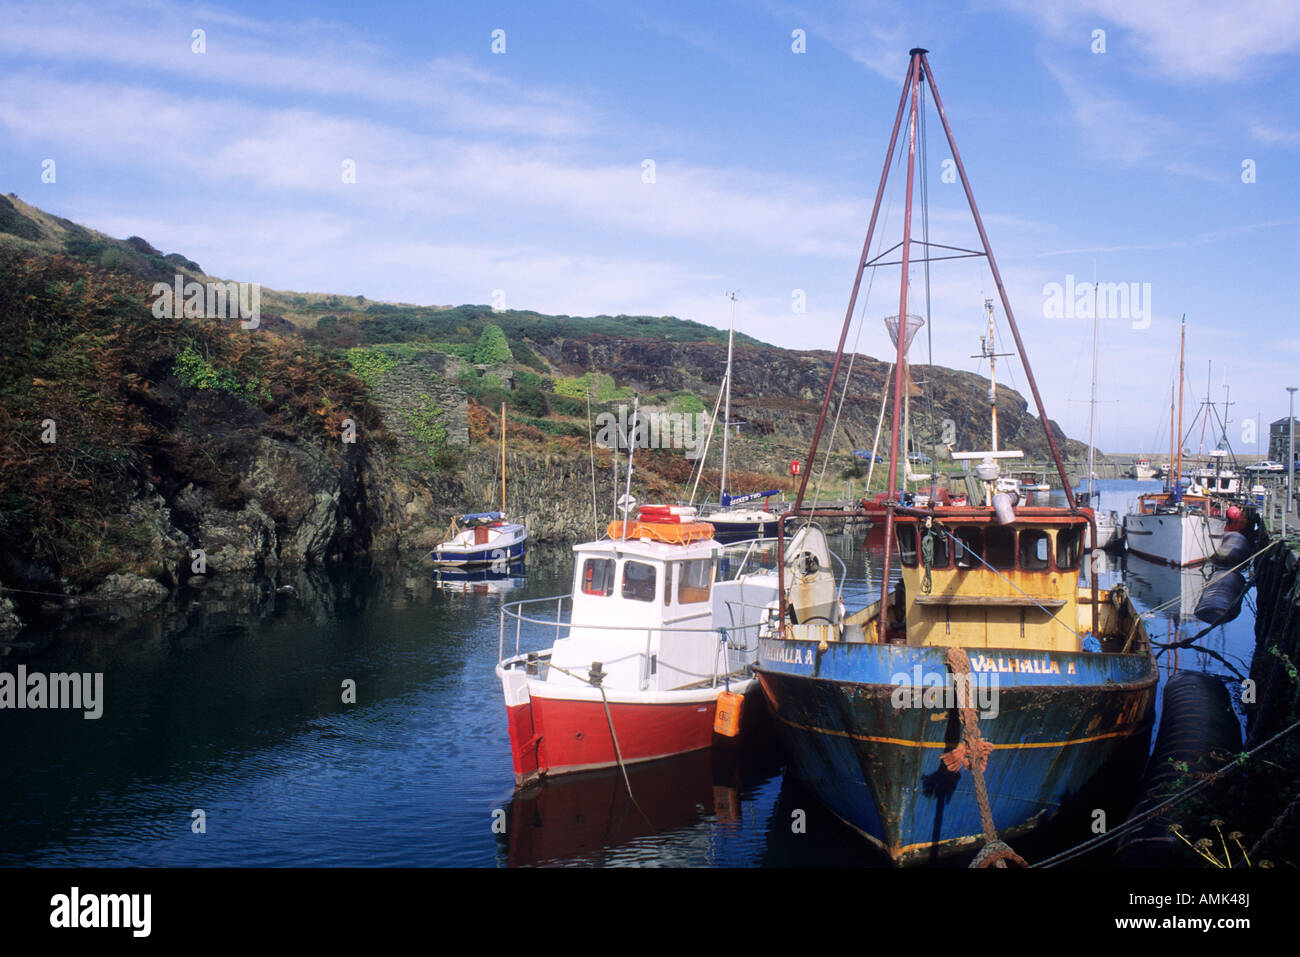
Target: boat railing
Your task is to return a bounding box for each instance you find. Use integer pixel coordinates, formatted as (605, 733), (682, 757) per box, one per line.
(498, 594), (772, 687)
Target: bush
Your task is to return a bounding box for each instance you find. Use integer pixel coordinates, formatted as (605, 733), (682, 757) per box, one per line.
(547, 393), (586, 417)
(513, 383), (548, 416)
(172, 342), (268, 401)
(472, 324), (513, 364)
(477, 387), (512, 410)
(346, 347), (397, 389)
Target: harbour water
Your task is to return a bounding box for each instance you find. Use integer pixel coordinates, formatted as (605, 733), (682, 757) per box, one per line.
(0, 480), (1256, 867)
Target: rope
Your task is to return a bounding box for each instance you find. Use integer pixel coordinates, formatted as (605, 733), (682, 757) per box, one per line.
(688, 365), (728, 507)
(537, 657), (653, 826)
(920, 521), (936, 595)
(943, 647), (1027, 868)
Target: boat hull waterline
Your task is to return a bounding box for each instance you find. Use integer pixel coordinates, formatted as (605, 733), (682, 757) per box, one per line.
(759, 639), (1154, 863)
(755, 639), (1157, 864)
(500, 662), (756, 785)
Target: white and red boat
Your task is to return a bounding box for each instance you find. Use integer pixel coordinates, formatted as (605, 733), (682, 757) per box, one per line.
(495, 507), (783, 786)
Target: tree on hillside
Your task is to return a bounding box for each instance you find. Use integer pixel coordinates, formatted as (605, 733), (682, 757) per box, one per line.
(473, 324), (513, 365)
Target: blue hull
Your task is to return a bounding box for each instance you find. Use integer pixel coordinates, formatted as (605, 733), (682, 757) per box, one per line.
(756, 640), (1156, 864)
(708, 519), (778, 543)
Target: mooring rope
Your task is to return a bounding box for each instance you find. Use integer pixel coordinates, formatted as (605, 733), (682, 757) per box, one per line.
(531, 657), (653, 826)
(943, 646), (1027, 868)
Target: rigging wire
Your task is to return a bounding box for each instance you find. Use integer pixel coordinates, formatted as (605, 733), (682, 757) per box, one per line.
(809, 112), (907, 508)
(919, 73), (937, 486)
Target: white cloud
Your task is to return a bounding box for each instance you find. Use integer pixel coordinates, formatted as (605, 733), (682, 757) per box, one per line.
(1001, 0), (1300, 83)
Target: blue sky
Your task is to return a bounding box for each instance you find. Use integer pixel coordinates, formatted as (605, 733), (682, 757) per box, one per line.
(2, 0), (1298, 452)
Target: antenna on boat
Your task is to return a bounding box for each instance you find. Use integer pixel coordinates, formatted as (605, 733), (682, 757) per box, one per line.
(621, 394), (640, 539)
(721, 291), (737, 505)
(972, 299), (1013, 453)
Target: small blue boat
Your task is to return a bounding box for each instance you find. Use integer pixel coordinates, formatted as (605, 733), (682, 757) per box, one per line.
(431, 512), (527, 567)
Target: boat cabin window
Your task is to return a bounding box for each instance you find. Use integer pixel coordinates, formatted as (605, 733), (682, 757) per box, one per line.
(985, 527), (1016, 570)
(897, 525), (950, 569)
(621, 561), (658, 603)
(1057, 527), (1082, 570)
(1019, 529), (1050, 571)
(896, 525), (918, 567)
(663, 563), (674, 606)
(954, 527), (982, 568)
(581, 557), (615, 596)
(677, 559), (713, 604)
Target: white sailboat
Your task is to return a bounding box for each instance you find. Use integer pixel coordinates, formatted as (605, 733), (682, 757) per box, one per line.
(1082, 273), (1120, 549)
(697, 295), (780, 542)
(431, 402), (528, 566)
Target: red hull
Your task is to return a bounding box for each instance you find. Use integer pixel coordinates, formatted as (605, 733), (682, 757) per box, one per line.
(506, 695), (717, 784)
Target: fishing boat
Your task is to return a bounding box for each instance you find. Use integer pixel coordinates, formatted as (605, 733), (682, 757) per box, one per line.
(1188, 449), (1243, 499)
(751, 48), (1156, 865)
(494, 504), (784, 786)
(1123, 321), (1226, 567)
(431, 403), (528, 567)
(1015, 471), (1051, 493)
(1129, 456), (1158, 480)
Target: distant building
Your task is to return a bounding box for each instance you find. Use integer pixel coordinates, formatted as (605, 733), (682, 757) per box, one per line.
(1269, 417), (1300, 462)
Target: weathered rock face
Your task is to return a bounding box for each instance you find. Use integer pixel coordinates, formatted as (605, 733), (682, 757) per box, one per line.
(243, 438), (340, 567)
(173, 484), (279, 575)
(86, 573), (170, 606)
(533, 335), (1090, 465)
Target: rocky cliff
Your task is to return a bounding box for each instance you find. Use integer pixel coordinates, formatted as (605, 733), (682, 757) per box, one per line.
(0, 194), (1095, 639)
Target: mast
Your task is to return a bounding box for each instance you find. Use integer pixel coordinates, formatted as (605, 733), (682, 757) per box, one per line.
(721, 293), (736, 504)
(987, 299), (998, 452)
(1176, 316), (1186, 496)
(792, 50), (914, 513)
(1088, 268), (1099, 496)
(622, 395), (640, 539)
(1168, 384), (1176, 493)
(877, 50), (923, 623)
(782, 48), (1095, 637)
(501, 401), (507, 513)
